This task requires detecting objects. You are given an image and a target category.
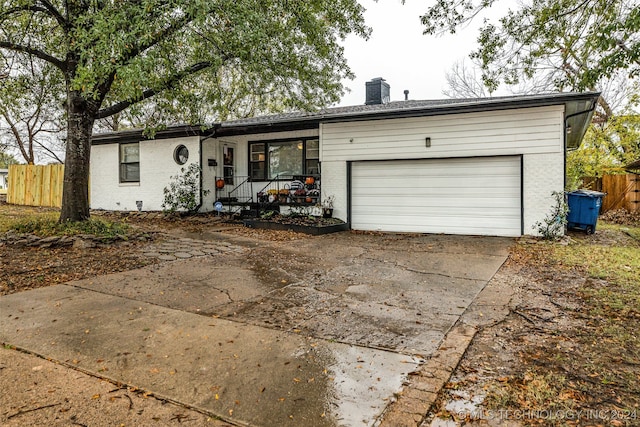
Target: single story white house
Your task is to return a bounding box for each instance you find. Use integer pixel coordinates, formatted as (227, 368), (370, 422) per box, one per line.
(90, 78), (599, 237)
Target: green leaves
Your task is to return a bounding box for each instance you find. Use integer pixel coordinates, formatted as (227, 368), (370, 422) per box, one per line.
(421, 0), (639, 94)
(567, 113), (640, 186)
(162, 164), (208, 214)
(2, 0), (368, 121)
(1, 0), (368, 221)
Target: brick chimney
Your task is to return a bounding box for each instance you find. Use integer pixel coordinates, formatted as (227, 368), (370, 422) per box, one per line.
(365, 77), (390, 105)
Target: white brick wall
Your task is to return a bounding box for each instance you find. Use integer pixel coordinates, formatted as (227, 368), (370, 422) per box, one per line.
(319, 160), (348, 222)
(523, 153), (565, 235)
(90, 136), (201, 211)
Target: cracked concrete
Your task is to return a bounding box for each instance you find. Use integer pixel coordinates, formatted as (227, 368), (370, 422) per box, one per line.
(0, 230), (512, 426)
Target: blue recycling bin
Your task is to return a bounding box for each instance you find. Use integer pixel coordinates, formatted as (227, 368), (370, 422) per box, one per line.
(566, 190), (606, 234)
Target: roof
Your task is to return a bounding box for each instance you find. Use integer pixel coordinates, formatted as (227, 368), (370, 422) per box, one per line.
(92, 92), (600, 149)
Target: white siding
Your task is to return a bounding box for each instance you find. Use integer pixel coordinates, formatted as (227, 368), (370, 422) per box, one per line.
(321, 105), (566, 236)
(90, 136), (200, 211)
(322, 106), (564, 162)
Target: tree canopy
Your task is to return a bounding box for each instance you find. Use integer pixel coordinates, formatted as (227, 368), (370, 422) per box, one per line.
(0, 0), (368, 221)
(420, 0), (639, 115)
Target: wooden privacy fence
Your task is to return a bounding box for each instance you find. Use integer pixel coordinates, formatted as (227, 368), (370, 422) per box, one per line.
(7, 164), (65, 207)
(582, 174), (640, 212)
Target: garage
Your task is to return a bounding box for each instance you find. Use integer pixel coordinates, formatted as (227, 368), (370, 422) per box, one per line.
(350, 156), (522, 237)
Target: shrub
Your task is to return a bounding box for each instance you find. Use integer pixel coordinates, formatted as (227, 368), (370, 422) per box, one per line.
(162, 164), (209, 214)
(533, 191), (568, 240)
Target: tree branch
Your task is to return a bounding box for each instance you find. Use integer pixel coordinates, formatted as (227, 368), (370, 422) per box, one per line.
(118, 11), (198, 67)
(0, 110), (31, 163)
(96, 61), (212, 119)
(36, 0), (68, 29)
(93, 10), (201, 105)
(0, 41), (65, 70)
(0, 5), (49, 19)
(34, 139), (64, 163)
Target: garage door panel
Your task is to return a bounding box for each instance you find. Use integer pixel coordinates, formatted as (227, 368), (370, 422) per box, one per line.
(353, 197), (518, 210)
(351, 157), (521, 237)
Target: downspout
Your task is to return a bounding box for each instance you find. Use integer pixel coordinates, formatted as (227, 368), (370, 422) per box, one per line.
(563, 101), (598, 188)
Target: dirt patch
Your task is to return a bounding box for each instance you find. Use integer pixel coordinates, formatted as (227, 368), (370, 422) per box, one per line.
(0, 242), (160, 296)
(600, 208), (640, 226)
(426, 228), (640, 426)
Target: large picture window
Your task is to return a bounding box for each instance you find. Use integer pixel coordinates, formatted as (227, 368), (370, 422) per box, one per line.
(249, 138), (319, 180)
(120, 142), (140, 183)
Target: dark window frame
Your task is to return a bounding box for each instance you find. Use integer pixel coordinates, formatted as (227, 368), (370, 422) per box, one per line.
(119, 142), (140, 183)
(249, 137), (319, 181)
(174, 144), (189, 165)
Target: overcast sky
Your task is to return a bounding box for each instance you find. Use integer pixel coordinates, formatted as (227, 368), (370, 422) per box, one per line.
(337, 0), (505, 106)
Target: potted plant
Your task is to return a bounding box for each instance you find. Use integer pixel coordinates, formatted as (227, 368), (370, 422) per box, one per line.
(293, 188), (306, 203)
(322, 195), (334, 218)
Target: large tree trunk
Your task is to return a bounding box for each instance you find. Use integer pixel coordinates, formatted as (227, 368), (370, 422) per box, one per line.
(59, 91), (97, 222)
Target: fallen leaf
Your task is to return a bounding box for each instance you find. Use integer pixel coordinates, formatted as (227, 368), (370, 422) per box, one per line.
(91, 394), (100, 400)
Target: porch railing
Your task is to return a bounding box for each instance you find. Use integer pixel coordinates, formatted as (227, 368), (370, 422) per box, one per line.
(214, 174), (321, 216)
(214, 175), (252, 212)
(255, 174), (321, 210)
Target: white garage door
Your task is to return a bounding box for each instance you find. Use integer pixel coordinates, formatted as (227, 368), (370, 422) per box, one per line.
(351, 156), (522, 236)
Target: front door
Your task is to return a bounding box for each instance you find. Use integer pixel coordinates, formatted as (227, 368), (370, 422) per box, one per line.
(222, 143), (236, 185)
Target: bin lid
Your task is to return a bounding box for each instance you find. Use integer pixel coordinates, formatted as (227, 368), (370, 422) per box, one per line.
(568, 189), (606, 197)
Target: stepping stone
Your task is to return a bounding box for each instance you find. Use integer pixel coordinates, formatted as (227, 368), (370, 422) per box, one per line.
(159, 245), (179, 251)
(158, 255), (177, 261)
(142, 252), (161, 257)
(189, 250), (206, 256)
(174, 252), (193, 259)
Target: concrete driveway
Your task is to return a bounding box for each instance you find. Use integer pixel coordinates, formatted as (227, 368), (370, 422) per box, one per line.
(0, 230), (511, 426)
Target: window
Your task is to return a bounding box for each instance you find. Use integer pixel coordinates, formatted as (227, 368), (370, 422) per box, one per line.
(249, 138), (319, 180)
(174, 145), (189, 165)
(306, 139), (320, 175)
(120, 142), (140, 183)
(223, 145), (235, 184)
